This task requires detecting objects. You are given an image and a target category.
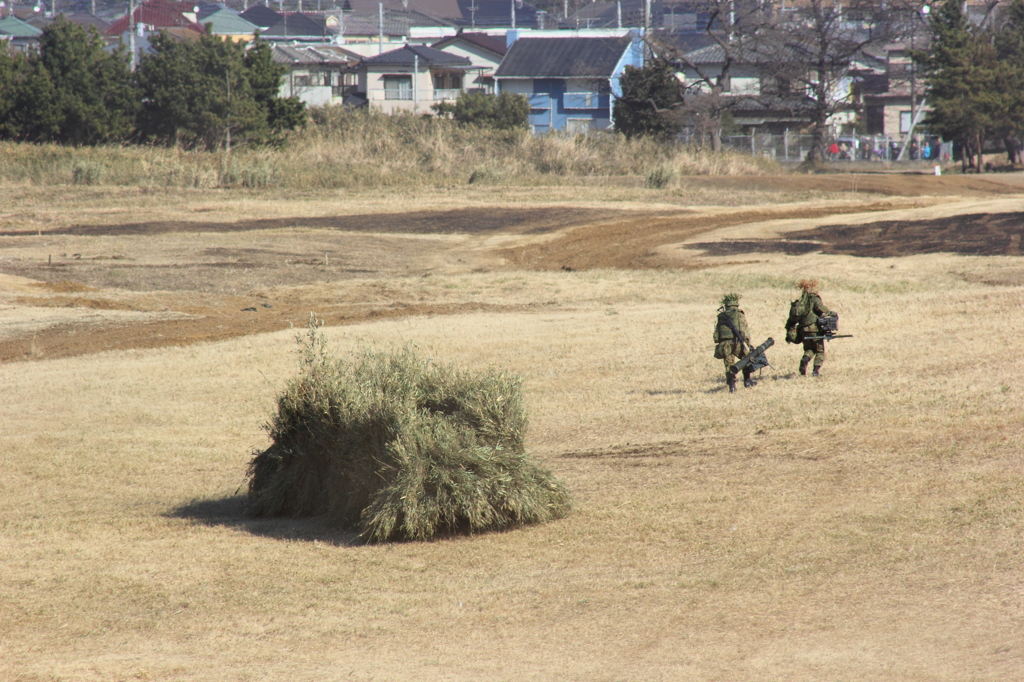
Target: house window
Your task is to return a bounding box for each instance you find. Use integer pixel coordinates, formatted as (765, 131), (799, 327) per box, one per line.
(294, 75), (312, 88)
(432, 72), (462, 90)
(384, 75), (413, 100)
(565, 118), (593, 134)
(564, 93), (599, 109)
(900, 110), (913, 133)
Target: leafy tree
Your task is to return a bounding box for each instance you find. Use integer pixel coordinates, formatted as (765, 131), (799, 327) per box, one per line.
(0, 17), (137, 144)
(136, 31), (305, 151)
(612, 57), (685, 139)
(758, 0), (897, 169)
(244, 38), (307, 134)
(432, 91), (529, 130)
(669, 0), (772, 150)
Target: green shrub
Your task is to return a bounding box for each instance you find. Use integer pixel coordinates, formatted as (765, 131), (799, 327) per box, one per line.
(645, 163), (676, 189)
(246, 319), (572, 542)
(432, 91), (530, 130)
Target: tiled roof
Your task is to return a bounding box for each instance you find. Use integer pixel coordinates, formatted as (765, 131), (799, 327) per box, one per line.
(0, 16), (44, 36)
(272, 43), (360, 65)
(262, 12), (329, 38)
(494, 36), (631, 78)
(200, 9), (259, 34)
(240, 3), (283, 29)
(105, 0), (204, 36)
(454, 0), (538, 28)
(347, 0), (463, 21)
(361, 43), (472, 67)
(432, 31), (506, 56)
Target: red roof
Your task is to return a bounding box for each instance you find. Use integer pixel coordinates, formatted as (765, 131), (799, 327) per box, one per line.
(105, 0), (205, 36)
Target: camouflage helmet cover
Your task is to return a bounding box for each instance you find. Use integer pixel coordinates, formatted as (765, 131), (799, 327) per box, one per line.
(720, 292), (741, 307)
(797, 279), (819, 293)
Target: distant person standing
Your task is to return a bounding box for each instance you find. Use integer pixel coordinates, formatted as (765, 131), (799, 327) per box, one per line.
(785, 280), (836, 377)
(713, 293), (757, 393)
(828, 141), (840, 160)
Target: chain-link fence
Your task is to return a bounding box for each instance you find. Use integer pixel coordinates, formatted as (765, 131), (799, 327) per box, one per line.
(720, 133), (954, 163)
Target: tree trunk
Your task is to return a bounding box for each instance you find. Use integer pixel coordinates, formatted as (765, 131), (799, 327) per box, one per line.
(1004, 137), (1020, 165)
(975, 132), (985, 173)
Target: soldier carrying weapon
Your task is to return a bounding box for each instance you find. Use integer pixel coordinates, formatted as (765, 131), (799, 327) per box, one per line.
(785, 279), (848, 377)
(713, 293), (766, 393)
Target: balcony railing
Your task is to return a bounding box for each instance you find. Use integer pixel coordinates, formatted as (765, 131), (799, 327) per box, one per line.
(433, 88), (462, 101)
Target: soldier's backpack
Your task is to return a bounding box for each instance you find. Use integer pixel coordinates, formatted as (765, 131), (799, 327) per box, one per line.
(784, 294), (809, 344)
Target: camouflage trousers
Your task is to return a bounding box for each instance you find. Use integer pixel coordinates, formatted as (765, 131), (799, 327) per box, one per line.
(716, 340), (745, 372)
(801, 337), (826, 368)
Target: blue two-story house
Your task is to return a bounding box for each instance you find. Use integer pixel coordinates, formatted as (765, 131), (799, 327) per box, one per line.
(494, 30), (645, 134)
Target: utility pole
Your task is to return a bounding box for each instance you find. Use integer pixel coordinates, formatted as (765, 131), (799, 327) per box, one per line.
(128, 0), (137, 71)
(378, 2), (384, 54)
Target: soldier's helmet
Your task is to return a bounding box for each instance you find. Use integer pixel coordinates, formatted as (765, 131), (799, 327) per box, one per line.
(720, 293), (741, 307)
(797, 279), (819, 293)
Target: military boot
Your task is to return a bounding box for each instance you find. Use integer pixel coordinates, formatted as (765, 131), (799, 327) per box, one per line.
(812, 365), (822, 377)
(799, 356), (810, 376)
(726, 371), (737, 393)
(743, 368), (757, 388)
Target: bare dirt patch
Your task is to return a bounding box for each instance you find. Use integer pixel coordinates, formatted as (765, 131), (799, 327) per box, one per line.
(0, 206), (615, 238)
(498, 201), (919, 271)
(2, 174), (1022, 363)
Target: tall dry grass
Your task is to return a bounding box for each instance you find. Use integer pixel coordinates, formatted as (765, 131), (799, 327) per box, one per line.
(247, 320), (571, 541)
(0, 108), (776, 190)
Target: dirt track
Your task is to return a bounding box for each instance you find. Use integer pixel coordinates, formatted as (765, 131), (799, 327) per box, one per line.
(2, 173), (1023, 363)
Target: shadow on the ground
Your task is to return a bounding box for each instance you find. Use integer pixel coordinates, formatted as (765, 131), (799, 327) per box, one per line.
(167, 495), (363, 546)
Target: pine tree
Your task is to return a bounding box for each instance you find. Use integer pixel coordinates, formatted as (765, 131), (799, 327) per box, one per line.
(915, 0), (1002, 171)
(136, 31), (305, 151)
(613, 58), (685, 139)
(0, 47), (27, 139)
(0, 17), (137, 144)
(993, 0), (1024, 163)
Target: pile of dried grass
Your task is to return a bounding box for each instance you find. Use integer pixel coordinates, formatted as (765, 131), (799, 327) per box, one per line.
(246, 320), (572, 542)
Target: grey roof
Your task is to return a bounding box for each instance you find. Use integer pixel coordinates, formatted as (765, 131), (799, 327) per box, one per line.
(432, 31), (507, 56)
(262, 12), (329, 38)
(240, 3), (284, 29)
(0, 16), (43, 36)
(494, 36), (631, 78)
(361, 43), (472, 67)
(272, 43), (361, 66)
(338, 13), (412, 36)
(201, 9), (260, 34)
(680, 41), (794, 66)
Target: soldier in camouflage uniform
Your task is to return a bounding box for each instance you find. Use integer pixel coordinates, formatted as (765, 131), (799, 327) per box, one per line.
(785, 279), (835, 377)
(713, 293), (757, 393)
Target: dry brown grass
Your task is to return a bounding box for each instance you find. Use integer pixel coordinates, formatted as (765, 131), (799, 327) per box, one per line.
(2, 180), (1024, 681)
(0, 111), (775, 192)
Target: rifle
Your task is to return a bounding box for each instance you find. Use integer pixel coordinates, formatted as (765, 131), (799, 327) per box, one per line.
(731, 337), (775, 374)
(716, 310), (750, 354)
(803, 314), (853, 341)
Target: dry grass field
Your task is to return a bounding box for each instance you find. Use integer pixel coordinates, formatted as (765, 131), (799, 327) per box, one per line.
(2, 172), (1024, 681)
